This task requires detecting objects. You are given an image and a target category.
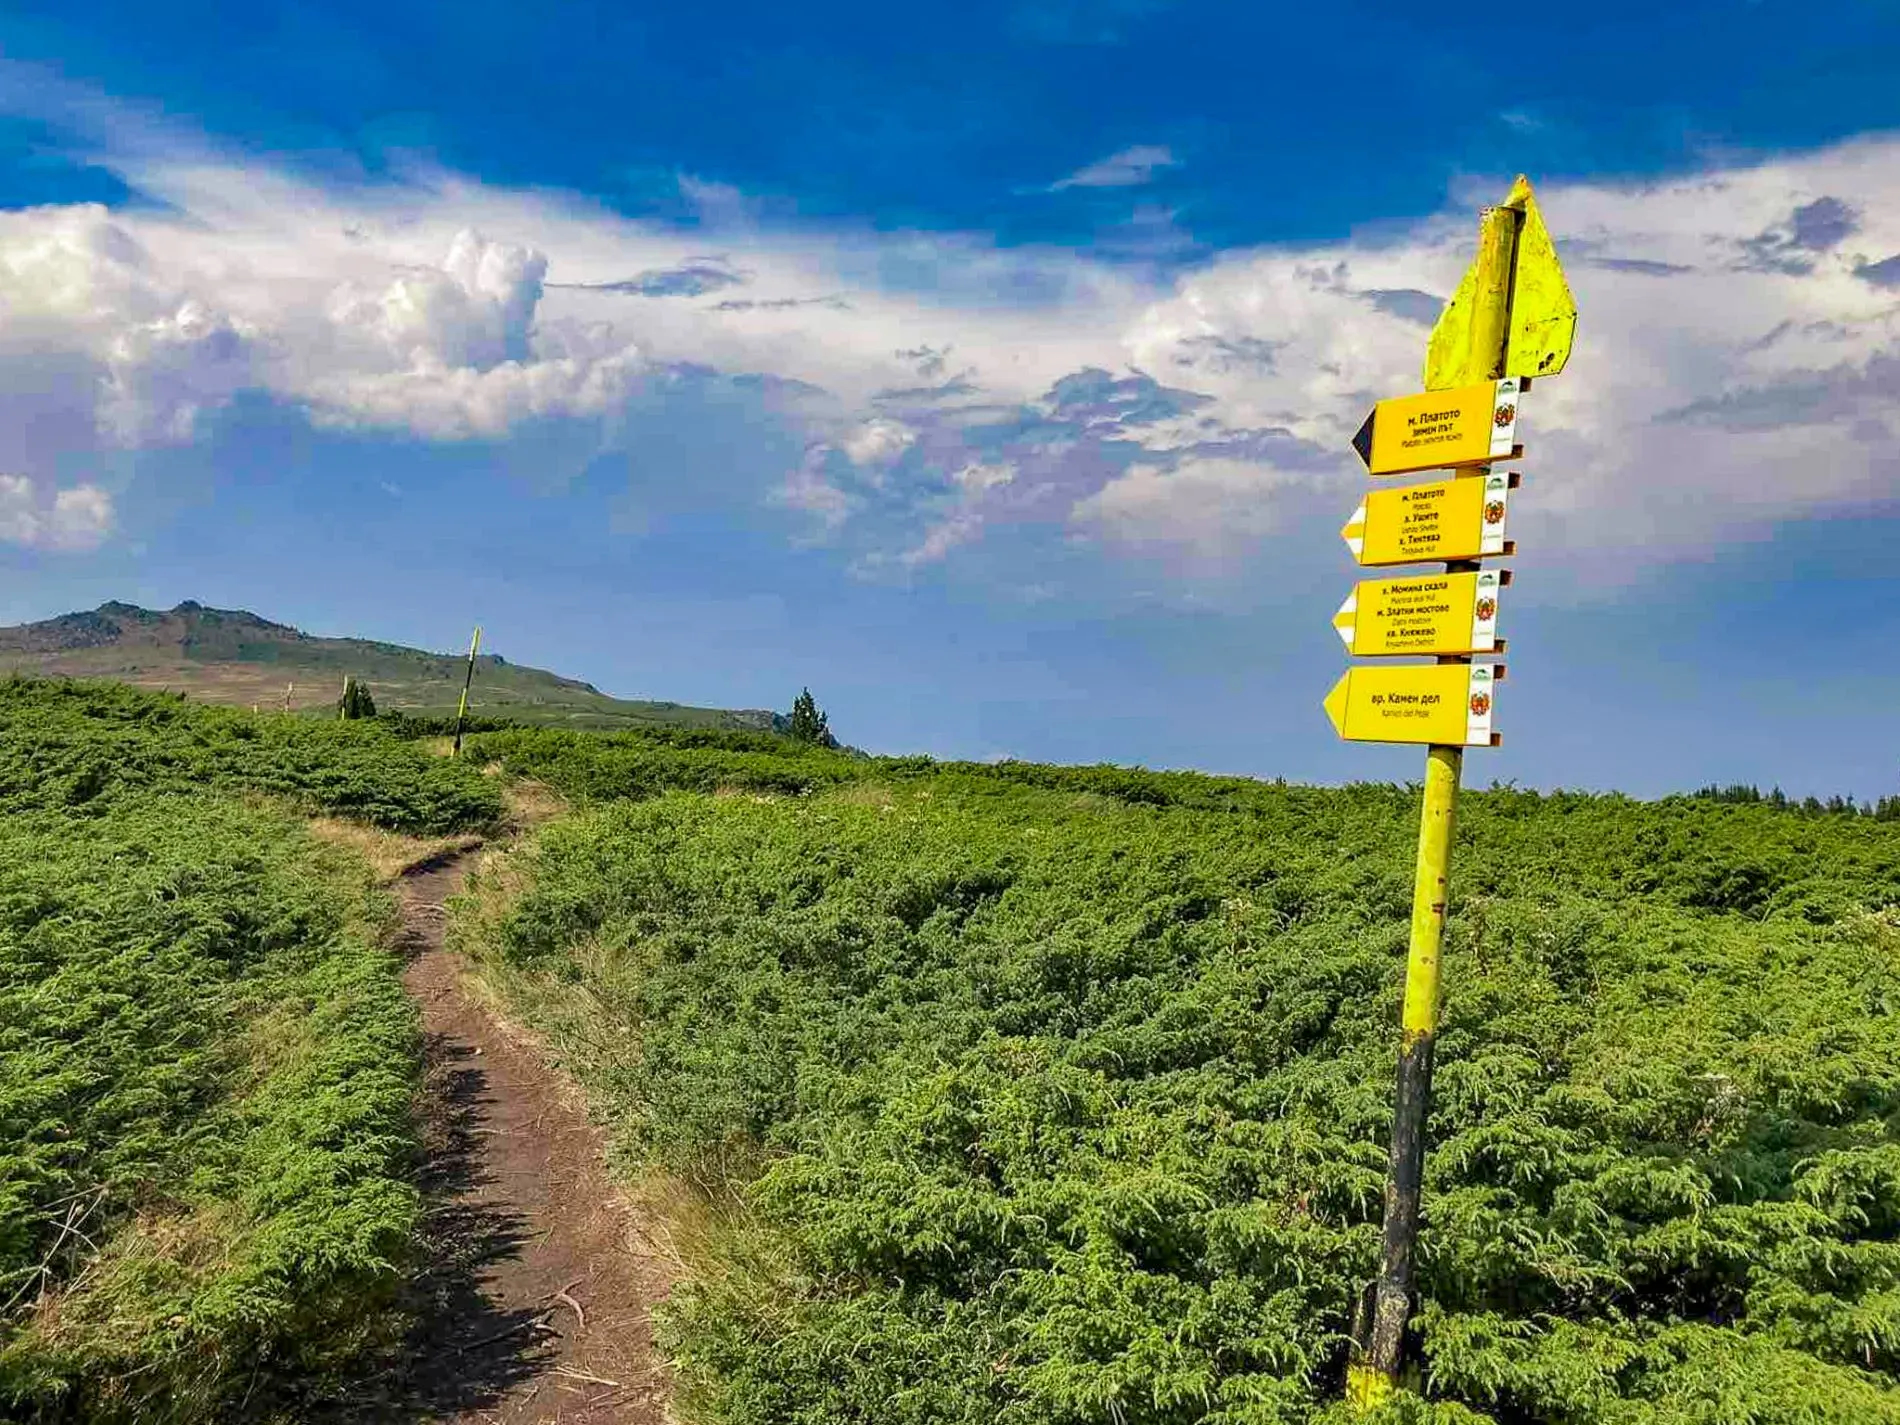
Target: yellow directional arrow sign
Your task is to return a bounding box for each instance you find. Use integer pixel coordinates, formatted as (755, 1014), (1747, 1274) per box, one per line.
(1322, 662), (1503, 747)
(1350, 377), (1521, 477)
(1334, 569), (1506, 657)
(1341, 471), (1513, 567)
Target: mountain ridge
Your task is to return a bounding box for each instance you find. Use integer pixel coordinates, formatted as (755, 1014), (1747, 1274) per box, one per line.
(0, 601), (780, 732)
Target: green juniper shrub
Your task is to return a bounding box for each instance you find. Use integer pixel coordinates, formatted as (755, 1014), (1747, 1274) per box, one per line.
(452, 756), (1900, 1424)
(336, 676), (377, 721)
(0, 676), (502, 833)
(0, 797), (421, 1421)
(0, 676), (494, 1419)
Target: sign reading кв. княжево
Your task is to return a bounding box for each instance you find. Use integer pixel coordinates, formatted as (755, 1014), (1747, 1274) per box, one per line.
(1333, 569), (1505, 657)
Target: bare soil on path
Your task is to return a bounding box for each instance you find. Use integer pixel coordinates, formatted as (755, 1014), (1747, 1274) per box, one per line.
(348, 852), (674, 1424)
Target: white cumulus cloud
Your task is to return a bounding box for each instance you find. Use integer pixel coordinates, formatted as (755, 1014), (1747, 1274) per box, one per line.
(840, 418), (915, 468)
(1, 61), (1899, 584)
(0, 476), (114, 552)
(1074, 456), (1295, 566)
(327, 229), (547, 371)
(101, 298), (258, 445)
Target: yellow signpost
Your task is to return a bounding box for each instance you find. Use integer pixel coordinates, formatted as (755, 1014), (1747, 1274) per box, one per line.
(451, 625), (482, 757)
(1323, 662), (1502, 745)
(1333, 569), (1505, 657)
(1335, 176), (1575, 1413)
(1341, 470), (1515, 566)
(1349, 377), (1521, 477)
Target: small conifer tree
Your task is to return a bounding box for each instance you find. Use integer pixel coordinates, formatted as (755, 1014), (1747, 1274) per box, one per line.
(787, 687), (836, 748)
(337, 677), (377, 721)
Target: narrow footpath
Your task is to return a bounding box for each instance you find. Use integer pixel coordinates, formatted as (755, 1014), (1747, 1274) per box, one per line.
(378, 852), (674, 1425)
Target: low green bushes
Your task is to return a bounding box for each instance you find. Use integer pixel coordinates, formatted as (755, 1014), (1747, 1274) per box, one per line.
(453, 770), (1900, 1423)
(462, 724), (862, 802)
(0, 797), (420, 1420)
(0, 677), (497, 1419)
(0, 677), (503, 833)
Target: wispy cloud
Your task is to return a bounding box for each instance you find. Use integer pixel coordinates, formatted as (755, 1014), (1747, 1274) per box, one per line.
(1361, 288), (1444, 326)
(712, 294), (851, 312)
(1073, 455), (1295, 566)
(1739, 195), (1860, 273)
(1855, 253), (1900, 288)
(551, 257), (747, 298)
(1586, 256), (1694, 276)
(1049, 144), (1179, 190)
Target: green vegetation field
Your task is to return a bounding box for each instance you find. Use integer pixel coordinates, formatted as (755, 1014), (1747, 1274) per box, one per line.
(453, 726), (1900, 1424)
(0, 678), (499, 1421)
(7, 681), (1897, 1424)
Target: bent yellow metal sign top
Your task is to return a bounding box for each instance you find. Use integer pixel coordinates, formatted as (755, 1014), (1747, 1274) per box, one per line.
(1425, 175), (1577, 391)
(1351, 378), (1521, 477)
(1334, 569), (1504, 657)
(1323, 662), (1502, 747)
(1341, 471), (1511, 567)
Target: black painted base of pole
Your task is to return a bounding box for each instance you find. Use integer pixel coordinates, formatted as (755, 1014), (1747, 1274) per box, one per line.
(1348, 1029), (1437, 1400)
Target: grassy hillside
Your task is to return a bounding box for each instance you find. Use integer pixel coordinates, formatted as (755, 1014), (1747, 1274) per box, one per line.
(0, 601), (780, 733)
(451, 726), (1900, 1424)
(0, 679), (497, 1420)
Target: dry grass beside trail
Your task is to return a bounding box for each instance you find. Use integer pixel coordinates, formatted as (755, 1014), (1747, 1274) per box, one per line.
(307, 817), (485, 882)
(502, 776), (569, 833)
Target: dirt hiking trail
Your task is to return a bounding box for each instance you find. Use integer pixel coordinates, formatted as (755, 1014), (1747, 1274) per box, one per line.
(375, 852), (674, 1424)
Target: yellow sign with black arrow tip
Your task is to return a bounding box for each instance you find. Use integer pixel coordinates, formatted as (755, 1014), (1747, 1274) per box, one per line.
(1333, 569), (1507, 657)
(1350, 377), (1523, 478)
(1341, 471), (1515, 567)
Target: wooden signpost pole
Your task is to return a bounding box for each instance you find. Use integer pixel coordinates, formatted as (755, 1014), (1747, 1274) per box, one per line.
(1345, 201), (1524, 1409)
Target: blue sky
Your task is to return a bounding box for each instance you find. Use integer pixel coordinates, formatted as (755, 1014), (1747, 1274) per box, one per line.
(0, 2), (1898, 796)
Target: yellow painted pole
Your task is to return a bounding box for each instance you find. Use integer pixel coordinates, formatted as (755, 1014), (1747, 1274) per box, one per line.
(452, 626), (482, 757)
(1346, 199), (1523, 1410)
(1402, 745), (1461, 1032)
